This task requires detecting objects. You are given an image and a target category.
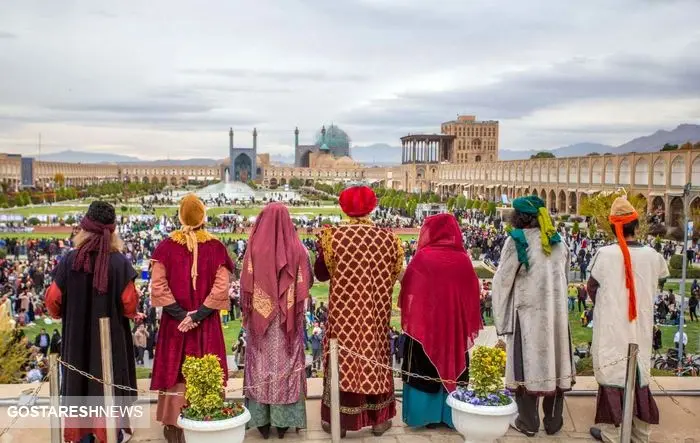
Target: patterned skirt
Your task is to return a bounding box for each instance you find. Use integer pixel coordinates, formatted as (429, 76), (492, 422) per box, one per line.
(320, 374), (395, 431)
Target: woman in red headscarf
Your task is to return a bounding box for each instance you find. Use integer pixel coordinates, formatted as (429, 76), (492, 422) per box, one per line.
(399, 213), (482, 429)
(241, 203), (313, 439)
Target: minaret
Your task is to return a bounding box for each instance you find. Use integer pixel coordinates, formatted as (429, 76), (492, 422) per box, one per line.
(294, 127), (300, 166)
(253, 127), (258, 152)
(228, 127), (234, 182)
(321, 125), (326, 143)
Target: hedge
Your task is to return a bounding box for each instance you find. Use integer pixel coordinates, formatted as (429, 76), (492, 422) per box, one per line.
(474, 266), (494, 279)
(669, 267), (700, 279)
(669, 254), (683, 270)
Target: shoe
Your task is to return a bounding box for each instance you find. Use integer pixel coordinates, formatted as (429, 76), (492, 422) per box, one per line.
(371, 420), (392, 436)
(509, 417), (536, 437)
(543, 417), (563, 435)
(163, 425), (183, 443)
(258, 424), (271, 440)
(277, 427), (288, 439)
(321, 421), (346, 438)
(589, 426), (603, 441)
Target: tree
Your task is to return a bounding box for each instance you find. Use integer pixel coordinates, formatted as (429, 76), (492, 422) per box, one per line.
(572, 221), (580, 235)
(455, 195), (467, 210)
(289, 178), (304, 189)
(661, 143), (679, 151)
(530, 151), (555, 159)
(579, 189), (649, 240)
(447, 197), (456, 211)
(54, 173), (65, 187)
(586, 152), (601, 156)
(0, 315), (30, 383)
(486, 202), (497, 217)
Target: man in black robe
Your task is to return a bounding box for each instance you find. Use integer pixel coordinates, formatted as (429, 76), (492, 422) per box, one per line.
(46, 201), (144, 443)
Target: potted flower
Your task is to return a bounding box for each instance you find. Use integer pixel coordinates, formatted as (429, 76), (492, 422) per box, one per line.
(177, 354), (250, 443)
(446, 346), (516, 443)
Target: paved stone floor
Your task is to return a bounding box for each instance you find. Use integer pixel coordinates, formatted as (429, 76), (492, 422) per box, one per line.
(2, 396), (698, 443)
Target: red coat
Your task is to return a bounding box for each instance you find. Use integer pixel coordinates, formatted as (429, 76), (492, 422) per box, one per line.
(149, 238), (234, 390)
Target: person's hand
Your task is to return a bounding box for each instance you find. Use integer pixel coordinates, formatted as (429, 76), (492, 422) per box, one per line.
(178, 311), (199, 332)
(134, 312), (147, 321)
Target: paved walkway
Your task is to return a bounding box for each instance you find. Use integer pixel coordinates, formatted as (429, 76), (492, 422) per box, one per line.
(2, 396), (697, 442)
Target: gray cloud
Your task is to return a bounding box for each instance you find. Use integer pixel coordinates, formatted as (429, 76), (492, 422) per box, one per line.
(342, 53), (700, 129)
(0, 0), (699, 155)
(184, 68), (367, 83)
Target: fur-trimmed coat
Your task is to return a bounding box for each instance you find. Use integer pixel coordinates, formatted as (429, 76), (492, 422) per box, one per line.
(492, 229), (575, 394)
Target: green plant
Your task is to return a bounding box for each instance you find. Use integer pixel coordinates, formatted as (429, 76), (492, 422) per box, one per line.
(572, 221), (580, 235)
(180, 354), (244, 421)
(669, 254), (683, 270)
(0, 315), (30, 383)
(451, 346), (511, 406)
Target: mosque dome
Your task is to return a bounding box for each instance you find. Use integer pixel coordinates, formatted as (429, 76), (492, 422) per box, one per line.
(320, 143), (330, 152)
(314, 124), (351, 154)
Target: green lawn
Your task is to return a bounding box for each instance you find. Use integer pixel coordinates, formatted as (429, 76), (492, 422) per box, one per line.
(0, 204), (343, 219)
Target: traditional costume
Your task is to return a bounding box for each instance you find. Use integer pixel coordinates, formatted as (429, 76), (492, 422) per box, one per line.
(314, 186), (404, 436)
(587, 197), (669, 443)
(45, 201), (139, 443)
(399, 213), (482, 428)
(149, 194), (234, 443)
(241, 203), (313, 439)
(492, 195), (574, 436)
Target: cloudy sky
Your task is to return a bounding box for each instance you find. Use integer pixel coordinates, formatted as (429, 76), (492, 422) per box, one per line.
(1, 0), (699, 160)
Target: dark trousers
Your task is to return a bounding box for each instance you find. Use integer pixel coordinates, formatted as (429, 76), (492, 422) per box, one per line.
(312, 348), (322, 370)
(578, 299), (586, 312)
(690, 307), (698, 322)
(514, 390), (565, 434)
(135, 347), (145, 365)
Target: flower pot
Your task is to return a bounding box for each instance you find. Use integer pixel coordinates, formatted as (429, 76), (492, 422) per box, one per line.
(177, 407), (251, 443)
(446, 394), (517, 443)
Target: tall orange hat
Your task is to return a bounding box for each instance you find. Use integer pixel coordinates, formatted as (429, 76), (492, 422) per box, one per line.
(178, 194), (207, 288)
(609, 196), (639, 322)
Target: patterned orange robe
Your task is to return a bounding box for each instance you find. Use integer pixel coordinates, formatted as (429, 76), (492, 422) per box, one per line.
(315, 218), (403, 430)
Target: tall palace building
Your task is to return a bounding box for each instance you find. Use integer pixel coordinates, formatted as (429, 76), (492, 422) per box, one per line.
(441, 115), (499, 163)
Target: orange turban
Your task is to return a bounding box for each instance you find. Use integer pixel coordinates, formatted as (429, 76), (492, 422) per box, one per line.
(339, 186), (377, 218)
(609, 196), (638, 322)
(178, 194), (207, 288)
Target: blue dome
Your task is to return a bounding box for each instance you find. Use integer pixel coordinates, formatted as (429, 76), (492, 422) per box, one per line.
(320, 143), (330, 151)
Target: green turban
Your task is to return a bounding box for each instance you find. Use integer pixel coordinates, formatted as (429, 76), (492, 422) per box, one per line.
(509, 195), (561, 269)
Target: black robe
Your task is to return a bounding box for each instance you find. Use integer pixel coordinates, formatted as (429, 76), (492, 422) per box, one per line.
(53, 250), (138, 401)
(401, 336), (469, 394)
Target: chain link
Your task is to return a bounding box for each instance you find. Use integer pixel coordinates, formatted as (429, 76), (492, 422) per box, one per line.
(337, 344), (633, 387)
(0, 375), (48, 438)
(54, 346), (694, 419)
(57, 351), (329, 397)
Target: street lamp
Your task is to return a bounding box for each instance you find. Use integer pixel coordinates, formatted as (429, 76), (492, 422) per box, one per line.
(677, 182), (692, 368)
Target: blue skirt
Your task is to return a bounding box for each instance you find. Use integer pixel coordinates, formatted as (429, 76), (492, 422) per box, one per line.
(402, 385), (454, 428)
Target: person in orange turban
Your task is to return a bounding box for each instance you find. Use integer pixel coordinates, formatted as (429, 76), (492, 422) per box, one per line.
(587, 196), (670, 442)
(149, 194), (235, 443)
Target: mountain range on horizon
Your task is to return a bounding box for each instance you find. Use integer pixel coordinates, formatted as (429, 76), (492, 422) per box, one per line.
(26, 123), (700, 165)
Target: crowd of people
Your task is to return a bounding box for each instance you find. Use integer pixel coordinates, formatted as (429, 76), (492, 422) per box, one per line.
(1, 185), (699, 443)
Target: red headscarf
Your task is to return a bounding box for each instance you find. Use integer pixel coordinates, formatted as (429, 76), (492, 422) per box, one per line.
(72, 217), (115, 295)
(399, 213), (482, 392)
(241, 203), (310, 341)
(339, 186), (377, 217)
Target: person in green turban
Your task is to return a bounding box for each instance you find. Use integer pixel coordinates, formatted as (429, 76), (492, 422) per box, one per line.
(509, 195), (561, 269)
(492, 195), (574, 437)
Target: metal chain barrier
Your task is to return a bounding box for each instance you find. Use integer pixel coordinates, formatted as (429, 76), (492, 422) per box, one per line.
(638, 358), (696, 417)
(57, 350), (330, 397)
(337, 344), (633, 387)
(0, 375), (48, 438)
